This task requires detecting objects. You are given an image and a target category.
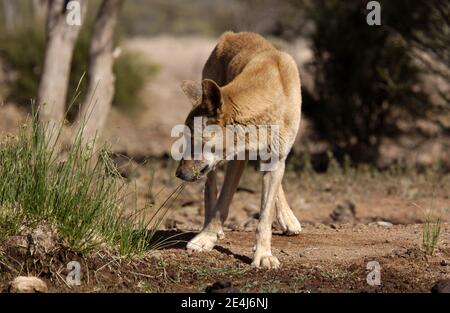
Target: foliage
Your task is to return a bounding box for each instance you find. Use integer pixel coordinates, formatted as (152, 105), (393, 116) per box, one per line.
(0, 25), (158, 114)
(302, 0), (429, 163)
(423, 216), (441, 255)
(119, 0), (240, 36)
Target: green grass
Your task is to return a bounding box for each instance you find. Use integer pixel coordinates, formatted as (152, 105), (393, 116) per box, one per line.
(422, 216), (442, 256)
(0, 111), (182, 256)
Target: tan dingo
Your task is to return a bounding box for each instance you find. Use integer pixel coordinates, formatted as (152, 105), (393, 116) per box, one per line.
(175, 31), (302, 269)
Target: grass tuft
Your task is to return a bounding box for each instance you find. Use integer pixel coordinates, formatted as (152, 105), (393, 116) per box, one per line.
(0, 110), (181, 256)
(422, 216), (442, 256)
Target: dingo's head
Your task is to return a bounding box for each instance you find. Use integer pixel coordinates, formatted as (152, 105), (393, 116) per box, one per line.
(175, 79), (226, 182)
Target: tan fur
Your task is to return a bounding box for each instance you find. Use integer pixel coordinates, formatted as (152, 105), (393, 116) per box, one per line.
(176, 32), (302, 269)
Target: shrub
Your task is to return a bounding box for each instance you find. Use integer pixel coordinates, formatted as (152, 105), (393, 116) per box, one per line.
(0, 27), (45, 106)
(113, 51), (159, 112)
(0, 26), (158, 115)
(303, 0), (428, 164)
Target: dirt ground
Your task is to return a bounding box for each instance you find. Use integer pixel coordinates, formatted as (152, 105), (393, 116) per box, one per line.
(1, 160), (449, 293)
(1, 223), (449, 293)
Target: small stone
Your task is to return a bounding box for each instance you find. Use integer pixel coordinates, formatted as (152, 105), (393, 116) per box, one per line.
(164, 218), (183, 230)
(369, 221), (393, 228)
(149, 251), (162, 260)
(330, 200), (356, 223)
(9, 276), (48, 293)
(440, 259), (449, 266)
(390, 247), (408, 257)
(205, 279), (240, 293)
(431, 279), (450, 293)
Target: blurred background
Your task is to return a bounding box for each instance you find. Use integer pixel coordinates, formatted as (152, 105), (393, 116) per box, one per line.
(0, 0), (449, 171)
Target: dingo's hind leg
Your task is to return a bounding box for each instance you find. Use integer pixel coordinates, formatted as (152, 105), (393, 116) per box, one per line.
(276, 185), (301, 235)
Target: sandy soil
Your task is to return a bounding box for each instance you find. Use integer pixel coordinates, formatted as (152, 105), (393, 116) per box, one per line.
(1, 223), (449, 293)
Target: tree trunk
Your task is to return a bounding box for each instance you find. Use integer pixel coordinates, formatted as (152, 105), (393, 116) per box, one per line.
(38, 0), (85, 146)
(2, 0), (17, 32)
(76, 0), (123, 147)
(32, 0), (49, 23)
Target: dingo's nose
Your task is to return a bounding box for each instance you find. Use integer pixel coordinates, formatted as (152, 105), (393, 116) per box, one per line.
(175, 166), (193, 181)
(175, 167), (184, 179)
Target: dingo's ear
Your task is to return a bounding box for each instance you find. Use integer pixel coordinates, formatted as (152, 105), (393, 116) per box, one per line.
(202, 79), (222, 115)
(180, 80), (201, 106)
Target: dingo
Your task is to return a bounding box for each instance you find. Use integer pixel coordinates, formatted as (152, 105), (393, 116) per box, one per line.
(175, 31), (302, 269)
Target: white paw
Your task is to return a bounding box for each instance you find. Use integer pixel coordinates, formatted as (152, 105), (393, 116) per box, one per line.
(277, 212), (302, 235)
(186, 231), (218, 252)
(217, 229), (225, 240)
(251, 252), (280, 269)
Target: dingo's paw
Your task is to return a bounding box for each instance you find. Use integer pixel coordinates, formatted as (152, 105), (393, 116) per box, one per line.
(277, 211), (302, 235)
(283, 219), (302, 235)
(251, 253), (280, 269)
(186, 231), (218, 253)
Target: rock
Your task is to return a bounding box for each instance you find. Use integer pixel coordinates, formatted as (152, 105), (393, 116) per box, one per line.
(164, 218), (183, 229)
(369, 221), (393, 228)
(389, 247), (408, 257)
(205, 279), (240, 293)
(243, 212), (260, 230)
(330, 200), (356, 223)
(330, 223), (338, 229)
(108, 154), (140, 179)
(5, 223), (59, 260)
(431, 279), (450, 293)
(225, 222), (240, 231)
(389, 247), (427, 261)
(280, 249), (290, 256)
(440, 259), (449, 266)
(149, 251), (162, 260)
(9, 276), (48, 293)
(28, 224), (59, 256)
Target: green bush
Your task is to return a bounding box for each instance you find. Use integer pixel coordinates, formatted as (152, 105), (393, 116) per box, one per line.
(0, 27), (45, 106)
(0, 26), (158, 115)
(113, 51), (159, 112)
(303, 0), (428, 164)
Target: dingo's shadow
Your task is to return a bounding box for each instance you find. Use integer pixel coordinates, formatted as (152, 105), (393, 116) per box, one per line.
(147, 229), (196, 249)
(213, 246), (252, 264)
(147, 230), (252, 264)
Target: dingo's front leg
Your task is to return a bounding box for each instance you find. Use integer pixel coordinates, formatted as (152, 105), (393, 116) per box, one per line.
(252, 160), (285, 269)
(187, 160), (246, 252)
(186, 170), (219, 252)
